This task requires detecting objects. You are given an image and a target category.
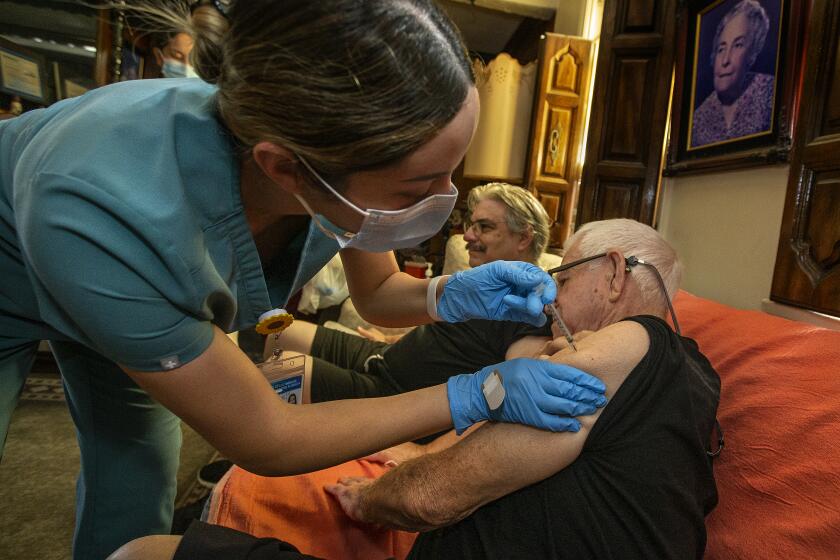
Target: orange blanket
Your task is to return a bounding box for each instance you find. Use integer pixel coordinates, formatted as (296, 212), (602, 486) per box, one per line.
(674, 291), (840, 559)
(207, 460), (416, 560)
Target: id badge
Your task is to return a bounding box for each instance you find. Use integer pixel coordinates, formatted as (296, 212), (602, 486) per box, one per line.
(257, 353), (309, 405)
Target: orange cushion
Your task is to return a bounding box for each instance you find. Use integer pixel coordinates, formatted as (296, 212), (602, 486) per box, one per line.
(674, 291), (840, 559)
(207, 461), (416, 560)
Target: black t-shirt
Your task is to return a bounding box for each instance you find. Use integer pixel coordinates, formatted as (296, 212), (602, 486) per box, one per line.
(380, 319), (550, 391)
(407, 316), (720, 560)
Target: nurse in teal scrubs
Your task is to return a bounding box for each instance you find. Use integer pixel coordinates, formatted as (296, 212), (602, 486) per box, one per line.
(0, 1), (607, 558)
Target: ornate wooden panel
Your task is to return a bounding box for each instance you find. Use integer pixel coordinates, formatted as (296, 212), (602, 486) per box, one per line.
(771, 1), (840, 317)
(526, 34), (593, 249)
(577, 0), (677, 227)
(593, 179), (642, 219)
(604, 57), (653, 161)
(623, 0), (657, 32)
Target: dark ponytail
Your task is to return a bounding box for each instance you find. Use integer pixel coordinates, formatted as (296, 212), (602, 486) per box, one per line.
(187, 3), (227, 83)
(131, 0), (475, 177)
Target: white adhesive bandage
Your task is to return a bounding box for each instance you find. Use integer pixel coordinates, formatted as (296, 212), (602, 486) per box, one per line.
(482, 369), (506, 411)
(426, 275), (444, 322)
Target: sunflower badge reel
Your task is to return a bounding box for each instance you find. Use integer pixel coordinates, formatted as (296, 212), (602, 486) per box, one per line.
(255, 308), (294, 336)
(254, 308), (307, 404)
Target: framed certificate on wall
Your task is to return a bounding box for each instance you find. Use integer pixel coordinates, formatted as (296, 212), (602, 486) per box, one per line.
(0, 38), (48, 104)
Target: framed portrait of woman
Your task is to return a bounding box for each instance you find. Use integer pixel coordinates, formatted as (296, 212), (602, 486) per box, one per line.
(665, 0), (806, 175)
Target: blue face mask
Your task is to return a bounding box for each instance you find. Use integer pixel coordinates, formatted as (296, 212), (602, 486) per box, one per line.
(294, 156), (458, 253)
(161, 59), (198, 79)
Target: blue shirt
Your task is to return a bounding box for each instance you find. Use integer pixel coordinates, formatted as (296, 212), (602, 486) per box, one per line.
(0, 79), (338, 370)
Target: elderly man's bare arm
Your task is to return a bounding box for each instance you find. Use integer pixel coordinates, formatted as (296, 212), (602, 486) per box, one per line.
(326, 320), (650, 531)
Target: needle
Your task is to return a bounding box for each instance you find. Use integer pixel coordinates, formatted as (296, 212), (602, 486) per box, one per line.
(545, 303), (577, 351)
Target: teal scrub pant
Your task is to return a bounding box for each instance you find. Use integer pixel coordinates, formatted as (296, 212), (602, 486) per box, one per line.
(0, 340), (182, 560)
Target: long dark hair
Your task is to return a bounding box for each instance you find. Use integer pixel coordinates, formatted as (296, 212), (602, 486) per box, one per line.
(137, 0), (474, 178)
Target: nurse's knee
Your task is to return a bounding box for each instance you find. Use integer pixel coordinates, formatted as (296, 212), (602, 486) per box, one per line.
(106, 535), (182, 560)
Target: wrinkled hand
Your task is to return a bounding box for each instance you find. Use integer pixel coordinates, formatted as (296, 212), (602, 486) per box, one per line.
(325, 476), (376, 524)
(437, 261), (556, 326)
(447, 358), (607, 435)
(363, 441), (426, 467)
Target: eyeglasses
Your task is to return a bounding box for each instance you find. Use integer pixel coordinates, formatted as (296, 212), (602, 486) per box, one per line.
(547, 253), (681, 335)
(463, 218), (504, 235)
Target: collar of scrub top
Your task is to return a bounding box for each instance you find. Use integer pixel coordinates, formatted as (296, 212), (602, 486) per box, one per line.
(546, 253), (681, 336)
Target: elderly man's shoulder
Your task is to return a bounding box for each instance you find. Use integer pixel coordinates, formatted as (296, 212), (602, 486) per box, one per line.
(565, 320), (652, 379)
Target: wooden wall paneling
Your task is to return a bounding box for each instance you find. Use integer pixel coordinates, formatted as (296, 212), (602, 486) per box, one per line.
(771, 1), (840, 317)
(526, 34), (593, 250)
(577, 0), (677, 227)
(93, 9), (113, 86)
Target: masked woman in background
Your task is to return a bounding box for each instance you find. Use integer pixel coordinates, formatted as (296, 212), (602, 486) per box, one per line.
(152, 28), (198, 78)
(0, 1), (607, 558)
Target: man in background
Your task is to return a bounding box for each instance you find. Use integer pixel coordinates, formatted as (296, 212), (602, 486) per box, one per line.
(326, 217), (719, 559)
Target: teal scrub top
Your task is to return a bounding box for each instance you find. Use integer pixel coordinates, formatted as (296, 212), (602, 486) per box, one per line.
(0, 79), (338, 371)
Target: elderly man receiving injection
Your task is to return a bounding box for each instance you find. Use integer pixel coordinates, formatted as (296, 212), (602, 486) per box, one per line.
(324, 218), (720, 560)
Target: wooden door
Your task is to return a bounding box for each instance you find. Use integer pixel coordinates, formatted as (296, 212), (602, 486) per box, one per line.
(577, 0), (677, 226)
(526, 34), (593, 250)
(770, 1), (840, 317)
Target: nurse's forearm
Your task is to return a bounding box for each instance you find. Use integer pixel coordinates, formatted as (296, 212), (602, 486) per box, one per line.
(354, 271), (444, 327)
(257, 386), (452, 475)
(340, 249), (444, 326)
(123, 329), (452, 476)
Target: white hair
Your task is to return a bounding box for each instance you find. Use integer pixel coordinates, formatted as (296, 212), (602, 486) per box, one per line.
(564, 219), (683, 308)
(711, 0), (771, 68)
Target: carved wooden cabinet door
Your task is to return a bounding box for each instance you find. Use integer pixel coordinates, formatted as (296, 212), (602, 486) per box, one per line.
(771, 1), (840, 317)
(577, 0), (677, 227)
(526, 34), (593, 249)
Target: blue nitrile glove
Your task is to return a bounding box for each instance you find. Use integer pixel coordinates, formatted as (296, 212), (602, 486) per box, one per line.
(446, 358), (608, 435)
(437, 261), (556, 326)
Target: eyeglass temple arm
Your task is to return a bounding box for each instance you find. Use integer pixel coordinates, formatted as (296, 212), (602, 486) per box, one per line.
(625, 256), (681, 336)
(546, 253), (607, 275)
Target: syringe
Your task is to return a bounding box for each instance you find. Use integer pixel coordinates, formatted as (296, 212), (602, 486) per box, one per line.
(534, 282), (577, 351)
(545, 303), (577, 352)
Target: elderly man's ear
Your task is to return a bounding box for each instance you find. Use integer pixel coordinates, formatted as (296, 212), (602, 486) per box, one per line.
(606, 250), (628, 303)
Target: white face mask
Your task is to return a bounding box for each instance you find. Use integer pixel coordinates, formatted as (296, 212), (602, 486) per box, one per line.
(294, 156), (458, 253)
(161, 58), (198, 79)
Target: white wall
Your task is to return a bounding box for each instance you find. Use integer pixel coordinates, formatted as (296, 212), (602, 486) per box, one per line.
(553, 0), (587, 35)
(657, 165), (789, 310)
